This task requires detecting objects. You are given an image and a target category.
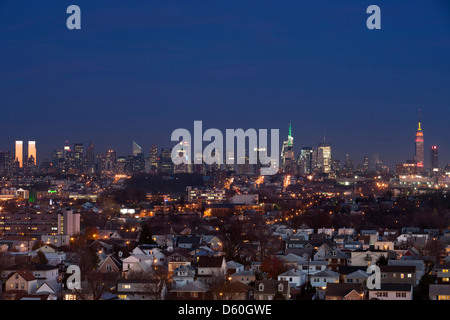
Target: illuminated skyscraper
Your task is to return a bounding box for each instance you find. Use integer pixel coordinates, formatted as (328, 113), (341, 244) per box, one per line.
(149, 145), (159, 172)
(281, 122), (296, 173)
(133, 141), (142, 156)
(318, 142), (332, 173)
(430, 145), (438, 173)
(298, 147), (314, 174)
(28, 141), (36, 165)
(15, 140), (23, 168)
(414, 115), (424, 172)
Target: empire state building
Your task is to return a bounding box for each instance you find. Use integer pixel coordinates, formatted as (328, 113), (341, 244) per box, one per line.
(414, 118), (424, 171)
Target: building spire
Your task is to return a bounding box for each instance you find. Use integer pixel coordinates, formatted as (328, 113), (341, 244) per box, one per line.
(288, 122), (292, 146)
(418, 107), (422, 131)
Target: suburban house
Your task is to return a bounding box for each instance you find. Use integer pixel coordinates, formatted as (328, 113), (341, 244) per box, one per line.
(171, 265), (196, 288)
(368, 283), (413, 300)
(388, 259), (424, 285)
(278, 269), (307, 288)
(229, 270), (256, 285)
(116, 278), (167, 300)
(379, 265), (416, 285)
(342, 269), (370, 284)
(170, 280), (211, 300)
(226, 261), (244, 276)
(166, 249), (192, 274)
(429, 284), (450, 300)
(196, 256), (227, 282)
(311, 269), (340, 288)
(35, 280), (62, 299)
(97, 254), (122, 274)
(297, 260), (328, 275)
(323, 249), (349, 271)
(5, 270), (38, 297)
(325, 283), (364, 300)
(348, 249), (389, 267)
(434, 262), (450, 284)
(253, 280), (290, 300)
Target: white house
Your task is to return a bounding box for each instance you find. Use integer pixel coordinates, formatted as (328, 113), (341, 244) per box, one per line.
(278, 269), (307, 288)
(311, 269), (340, 288)
(368, 283), (413, 300)
(348, 249), (389, 267)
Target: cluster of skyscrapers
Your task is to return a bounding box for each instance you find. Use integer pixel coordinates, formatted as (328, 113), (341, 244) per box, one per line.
(0, 115), (445, 178)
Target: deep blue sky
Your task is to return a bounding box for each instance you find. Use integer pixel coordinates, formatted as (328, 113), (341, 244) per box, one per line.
(1, 0), (450, 169)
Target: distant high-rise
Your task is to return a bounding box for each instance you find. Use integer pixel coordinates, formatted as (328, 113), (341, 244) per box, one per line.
(298, 147), (314, 174)
(159, 148), (174, 174)
(318, 142), (331, 173)
(133, 141), (142, 157)
(73, 143), (84, 170)
(15, 141), (23, 168)
(28, 141), (36, 166)
(414, 113), (424, 171)
(86, 142), (95, 172)
(430, 146), (439, 173)
(281, 122), (296, 173)
(149, 145), (159, 172)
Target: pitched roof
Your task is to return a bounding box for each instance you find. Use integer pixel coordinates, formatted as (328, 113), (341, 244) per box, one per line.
(312, 269), (340, 278)
(197, 256), (225, 268)
(371, 283), (412, 292)
(7, 270), (36, 282)
(254, 280), (289, 295)
(170, 280), (209, 293)
(429, 284), (450, 296)
(379, 265), (416, 273)
(326, 283), (363, 297)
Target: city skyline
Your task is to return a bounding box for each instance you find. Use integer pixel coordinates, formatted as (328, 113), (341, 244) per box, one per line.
(3, 114), (446, 171)
(1, 1), (450, 169)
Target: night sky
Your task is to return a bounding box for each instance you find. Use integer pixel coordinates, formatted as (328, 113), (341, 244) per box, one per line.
(1, 0), (450, 169)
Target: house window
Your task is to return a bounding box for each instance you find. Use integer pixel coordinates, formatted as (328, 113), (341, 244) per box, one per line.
(106, 265), (112, 270)
(259, 284), (264, 292)
(123, 284), (131, 289)
(316, 266), (321, 271)
(396, 292), (406, 298)
(442, 278), (449, 282)
(442, 269), (449, 273)
(400, 274), (404, 279)
(21, 283), (25, 290)
(347, 279), (353, 283)
(438, 295), (450, 300)
(407, 274), (412, 278)
(191, 292), (198, 298)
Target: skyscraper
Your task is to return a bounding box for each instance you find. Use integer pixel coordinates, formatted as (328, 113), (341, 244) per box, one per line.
(73, 143), (84, 170)
(133, 141), (142, 157)
(28, 141), (36, 166)
(298, 147), (314, 174)
(318, 142), (331, 173)
(414, 115), (424, 172)
(430, 145), (439, 173)
(149, 145), (159, 172)
(15, 141), (23, 168)
(281, 122), (296, 173)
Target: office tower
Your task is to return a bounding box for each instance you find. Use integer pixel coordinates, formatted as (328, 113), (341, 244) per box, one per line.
(0, 151), (13, 176)
(362, 156), (370, 173)
(332, 159), (340, 172)
(369, 153), (380, 173)
(414, 115), (424, 172)
(63, 141), (71, 158)
(73, 143), (84, 170)
(28, 141), (36, 166)
(298, 147), (314, 174)
(15, 141), (23, 168)
(159, 148), (174, 174)
(86, 142), (95, 172)
(125, 153), (145, 174)
(132, 141), (142, 157)
(317, 142), (332, 173)
(149, 145), (159, 172)
(430, 146), (439, 173)
(343, 154), (354, 173)
(281, 122), (296, 173)
(105, 150), (116, 173)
